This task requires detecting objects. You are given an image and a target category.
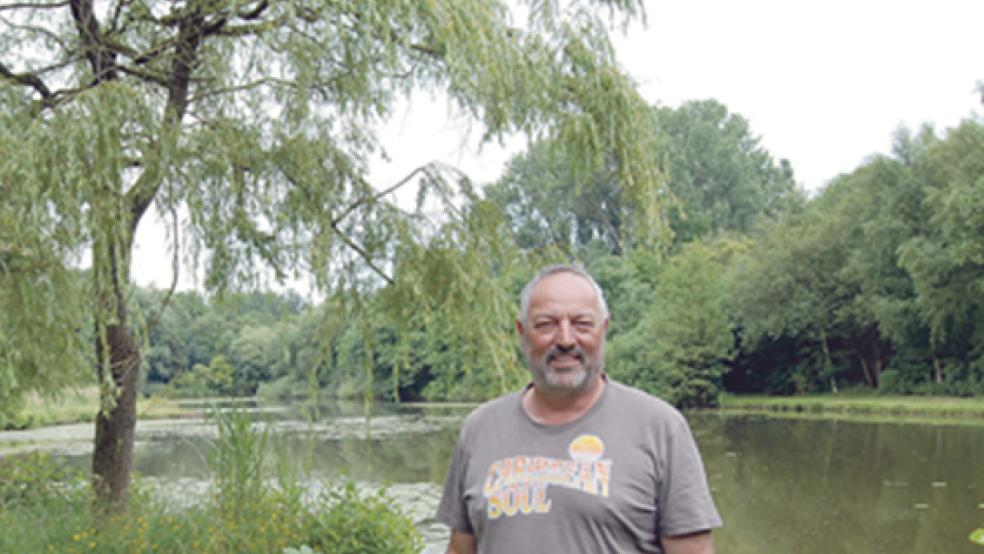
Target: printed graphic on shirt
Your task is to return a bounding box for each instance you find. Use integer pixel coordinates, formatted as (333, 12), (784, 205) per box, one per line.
(483, 434), (613, 520)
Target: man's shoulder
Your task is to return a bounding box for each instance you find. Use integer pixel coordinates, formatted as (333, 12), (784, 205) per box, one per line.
(458, 387), (525, 435)
(606, 380), (687, 425)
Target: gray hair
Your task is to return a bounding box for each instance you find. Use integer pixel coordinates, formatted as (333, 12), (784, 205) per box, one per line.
(518, 264), (609, 324)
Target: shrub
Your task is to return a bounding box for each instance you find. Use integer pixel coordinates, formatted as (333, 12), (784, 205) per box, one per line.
(307, 482), (423, 554)
(0, 451), (84, 507)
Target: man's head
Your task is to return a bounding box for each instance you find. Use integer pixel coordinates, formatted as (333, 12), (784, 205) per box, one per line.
(517, 265), (609, 395)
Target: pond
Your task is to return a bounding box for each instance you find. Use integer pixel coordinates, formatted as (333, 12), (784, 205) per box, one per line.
(2, 399), (982, 553)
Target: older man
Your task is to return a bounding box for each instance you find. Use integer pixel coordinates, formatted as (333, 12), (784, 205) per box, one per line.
(437, 264), (722, 554)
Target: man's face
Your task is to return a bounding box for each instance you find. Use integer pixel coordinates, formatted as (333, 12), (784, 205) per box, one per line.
(517, 272), (609, 395)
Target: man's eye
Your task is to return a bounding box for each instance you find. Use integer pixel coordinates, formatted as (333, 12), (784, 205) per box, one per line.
(535, 321), (557, 331)
(574, 320), (594, 330)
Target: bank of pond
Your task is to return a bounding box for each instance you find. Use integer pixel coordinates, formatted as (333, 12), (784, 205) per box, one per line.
(8, 388), (984, 432)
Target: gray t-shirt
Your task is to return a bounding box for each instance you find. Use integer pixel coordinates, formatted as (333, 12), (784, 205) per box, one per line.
(437, 380), (722, 553)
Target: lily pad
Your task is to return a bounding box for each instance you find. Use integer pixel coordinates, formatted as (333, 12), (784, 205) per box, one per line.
(970, 527), (984, 546)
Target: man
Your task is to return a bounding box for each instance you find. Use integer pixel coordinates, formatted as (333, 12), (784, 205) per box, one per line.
(438, 264), (722, 554)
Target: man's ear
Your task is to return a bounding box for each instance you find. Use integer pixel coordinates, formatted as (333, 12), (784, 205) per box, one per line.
(515, 318), (525, 337)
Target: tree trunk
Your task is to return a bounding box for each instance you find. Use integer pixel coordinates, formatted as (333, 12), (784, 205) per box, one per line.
(92, 323), (140, 508)
(91, 240), (140, 509)
(854, 322), (891, 389)
(819, 330), (838, 392)
(859, 356), (875, 388)
(932, 357), (945, 384)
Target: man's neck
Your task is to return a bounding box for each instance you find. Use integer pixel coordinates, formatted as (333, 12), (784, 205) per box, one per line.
(522, 374), (606, 426)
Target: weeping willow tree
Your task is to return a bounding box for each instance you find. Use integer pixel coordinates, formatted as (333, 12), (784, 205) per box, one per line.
(0, 0), (662, 507)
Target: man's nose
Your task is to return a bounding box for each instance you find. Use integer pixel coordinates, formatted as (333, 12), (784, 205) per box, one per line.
(556, 320), (575, 347)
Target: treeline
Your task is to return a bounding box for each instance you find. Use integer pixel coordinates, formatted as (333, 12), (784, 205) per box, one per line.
(141, 100), (984, 406)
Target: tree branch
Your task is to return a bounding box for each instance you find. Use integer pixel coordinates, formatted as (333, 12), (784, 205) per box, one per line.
(213, 17), (289, 37)
(332, 165), (433, 227)
(330, 222), (395, 285)
(0, 14), (72, 50)
(144, 205), (180, 334)
(185, 77), (282, 104)
(69, 0), (119, 82)
(124, 10), (205, 238)
(116, 64), (171, 87)
(132, 37), (178, 65)
(0, 60), (53, 98)
(27, 55), (85, 78)
(276, 164), (394, 284)
(0, 1), (68, 11)
(237, 0), (269, 20)
(107, 0), (128, 34)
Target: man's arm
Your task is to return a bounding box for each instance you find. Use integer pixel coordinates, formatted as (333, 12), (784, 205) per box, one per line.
(661, 530), (715, 554)
(446, 530), (476, 554)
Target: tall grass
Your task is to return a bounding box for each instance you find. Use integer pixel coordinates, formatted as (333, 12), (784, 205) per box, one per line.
(0, 410), (422, 554)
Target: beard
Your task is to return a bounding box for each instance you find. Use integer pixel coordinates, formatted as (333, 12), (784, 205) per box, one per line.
(524, 343), (603, 395)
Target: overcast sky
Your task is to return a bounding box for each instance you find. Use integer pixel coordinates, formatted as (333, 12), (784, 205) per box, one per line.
(131, 0), (984, 290)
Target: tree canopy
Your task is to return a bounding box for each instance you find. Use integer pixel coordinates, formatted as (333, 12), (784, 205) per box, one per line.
(0, 0), (661, 505)
(484, 98), (803, 256)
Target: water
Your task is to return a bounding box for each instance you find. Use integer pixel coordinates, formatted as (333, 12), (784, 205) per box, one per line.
(3, 401), (983, 553)
(696, 414), (984, 554)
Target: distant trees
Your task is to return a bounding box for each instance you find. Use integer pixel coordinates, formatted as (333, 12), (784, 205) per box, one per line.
(607, 239), (744, 407)
(485, 99), (803, 256)
(114, 117), (984, 408)
(481, 99), (803, 405)
(730, 120), (984, 395)
(653, 100), (803, 242)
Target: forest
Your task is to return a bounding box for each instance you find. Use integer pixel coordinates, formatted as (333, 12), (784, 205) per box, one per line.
(130, 100), (984, 408)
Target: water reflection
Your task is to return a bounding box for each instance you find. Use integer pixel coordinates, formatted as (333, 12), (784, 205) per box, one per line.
(695, 415), (984, 554)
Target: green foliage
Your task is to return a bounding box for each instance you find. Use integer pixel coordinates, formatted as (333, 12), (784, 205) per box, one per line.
(898, 121), (984, 362)
(653, 99), (803, 243)
(0, 451), (85, 508)
(127, 118), (984, 406)
(485, 99), (802, 257)
(375, 200), (534, 401)
(484, 141), (644, 255)
(729, 119), (984, 396)
(608, 239), (741, 407)
(210, 409), (269, 521)
(308, 482), (423, 554)
(0, 411), (421, 554)
(2, 0), (660, 504)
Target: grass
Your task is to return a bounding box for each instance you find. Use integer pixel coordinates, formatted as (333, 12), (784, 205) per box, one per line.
(0, 410), (423, 554)
(717, 392), (984, 421)
(6, 387), (186, 430)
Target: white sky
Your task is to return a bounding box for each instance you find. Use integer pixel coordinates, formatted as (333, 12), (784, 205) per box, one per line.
(131, 0), (983, 290)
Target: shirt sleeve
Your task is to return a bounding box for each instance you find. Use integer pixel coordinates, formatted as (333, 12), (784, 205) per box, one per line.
(657, 417), (723, 536)
(436, 431), (474, 534)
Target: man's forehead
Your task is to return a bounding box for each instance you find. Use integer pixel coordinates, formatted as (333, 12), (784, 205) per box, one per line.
(528, 272), (600, 308)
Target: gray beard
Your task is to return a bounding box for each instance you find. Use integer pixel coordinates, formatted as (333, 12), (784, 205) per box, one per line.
(525, 345), (601, 395)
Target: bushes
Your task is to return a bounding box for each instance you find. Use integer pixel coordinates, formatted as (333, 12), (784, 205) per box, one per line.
(0, 451), (85, 507)
(306, 482), (423, 554)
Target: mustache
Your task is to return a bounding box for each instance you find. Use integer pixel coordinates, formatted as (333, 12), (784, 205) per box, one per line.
(545, 344), (586, 363)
